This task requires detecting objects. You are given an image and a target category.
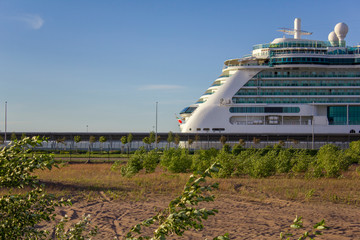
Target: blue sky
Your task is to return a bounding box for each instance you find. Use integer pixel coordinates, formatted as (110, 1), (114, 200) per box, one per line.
(0, 0), (360, 133)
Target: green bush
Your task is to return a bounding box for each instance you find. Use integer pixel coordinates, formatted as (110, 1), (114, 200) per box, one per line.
(0, 137), (71, 239)
(160, 148), (176, 168)
(346, 140), (360, 163)
(276, 149), (293, 174)
(191, 149), (218, 172)
(161, 148), (192, 173)
(231, 150), (253, 176)
(143, 150), (160, 173)
(232, 144), (245, 155)
(249, 150), (276, 178)
(215, 151), (236, 178)
(222, 144), (231, 154)
(314, 144), (351, 178)
(120, 148), (146, 177)
(291, 150), (314, 173)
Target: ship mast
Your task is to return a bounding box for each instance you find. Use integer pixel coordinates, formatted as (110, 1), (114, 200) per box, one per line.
(278, 18), (312, 39)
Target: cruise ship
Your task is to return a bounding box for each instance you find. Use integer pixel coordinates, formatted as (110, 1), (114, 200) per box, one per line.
(179, 18), (360, 134)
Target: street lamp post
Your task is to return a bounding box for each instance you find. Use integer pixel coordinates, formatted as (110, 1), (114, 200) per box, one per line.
(4, 101), (7, 144)
(312, 102), (315, 150)
(155, 102), (158, 149)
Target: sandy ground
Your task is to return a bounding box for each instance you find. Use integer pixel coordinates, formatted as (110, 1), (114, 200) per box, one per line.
(42, 193), (360, 240)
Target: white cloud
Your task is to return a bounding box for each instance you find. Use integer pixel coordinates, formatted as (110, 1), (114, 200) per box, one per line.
(139, 84), (185, 90)
(13, 14), (44, 30)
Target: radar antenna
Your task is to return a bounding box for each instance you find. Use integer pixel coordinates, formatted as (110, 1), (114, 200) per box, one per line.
(278, 18), (312, 39)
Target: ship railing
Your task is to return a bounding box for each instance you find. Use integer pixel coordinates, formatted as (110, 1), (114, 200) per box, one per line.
(223, 63), (268, 69)
(253, 41), (329, 50)
(232, 120), (312, 126)
(242, 54), (253, 58)
(272, 52), (328, 57)
(253, 43), (270, 50)
(257, 73), (360, 78)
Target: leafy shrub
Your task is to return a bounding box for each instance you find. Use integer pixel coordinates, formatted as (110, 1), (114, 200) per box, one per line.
(231, 150), (254, 176)
(191, 149), (218, 172)
(215, 151), (237, 178)
(0, 137), (56, 188)
(249, 151), (276, 178)
(161, 148), (192, 173)
(276, 149), (293, 174)
(0, 137), (71, 239)
(222, 144), (231, 154)
(110, 160), (122, 171)
(1, 137), (97, 239)
(55, 214), (98, 239)
(160, 148), (176, 168)
(143, 150), (160, 173)
(313, 144), (351, 178)
(258, 144), (275, 156)
(291, 150), (314, 173)
(232, 144), (245, 155)
(346, 140), (360, 163)
(120, 148), (146, 177)
(207, 147), (219, 158)
(0, 187), (70, 239)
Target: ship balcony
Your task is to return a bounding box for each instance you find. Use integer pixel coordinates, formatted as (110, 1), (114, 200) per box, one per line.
(198, 96), (210, 102)
(195, 99), (206, 104)
(208, 86), (220, 92)
(216, 75), (230, 79)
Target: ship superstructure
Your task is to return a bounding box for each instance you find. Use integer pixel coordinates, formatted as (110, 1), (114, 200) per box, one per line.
(179, 18), (360, 134)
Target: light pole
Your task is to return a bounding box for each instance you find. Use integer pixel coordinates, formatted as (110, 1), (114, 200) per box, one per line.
(4, 101), (7, 144)
(86, 125), (88, 133)
(312, 102), (315, 149)
(155, 101), (158, 149)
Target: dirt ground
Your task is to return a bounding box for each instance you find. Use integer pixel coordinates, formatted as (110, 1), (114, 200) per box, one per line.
(44, 193), (360, 240)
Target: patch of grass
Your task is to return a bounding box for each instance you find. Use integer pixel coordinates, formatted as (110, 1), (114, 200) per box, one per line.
(24, 164), (360, 205)
(31, 164), (189, 201)
(216, 177), (360, 205)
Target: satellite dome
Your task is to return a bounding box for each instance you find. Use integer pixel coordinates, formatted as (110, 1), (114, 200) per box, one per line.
(328, 31), (339, 42)
(334, 22), (348, 40)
